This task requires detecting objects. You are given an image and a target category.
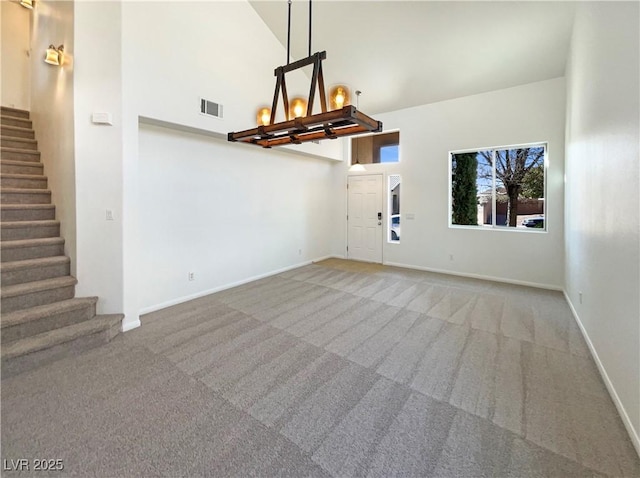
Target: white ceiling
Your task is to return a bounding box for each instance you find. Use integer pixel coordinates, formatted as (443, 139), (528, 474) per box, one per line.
(249, 1), (576, 114)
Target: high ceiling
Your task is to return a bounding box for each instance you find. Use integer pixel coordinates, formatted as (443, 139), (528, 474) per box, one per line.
(249, 1), (576, 114)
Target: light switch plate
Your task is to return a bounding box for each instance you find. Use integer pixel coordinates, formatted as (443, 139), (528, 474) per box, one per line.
(406, 213), (415, 220)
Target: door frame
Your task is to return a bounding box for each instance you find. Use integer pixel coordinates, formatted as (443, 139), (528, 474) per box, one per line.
(346, 173), (385, 263)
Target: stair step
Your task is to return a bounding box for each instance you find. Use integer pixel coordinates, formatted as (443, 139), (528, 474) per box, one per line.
(1, 275), (77, 313)
(1, 204), (55, 221)
(1, 136), (37, 150)
(1, 255), (70, 286)
(1, 125), (34, 139)
(1, 219), (60, 241)
(1, 297), (98, 344)
(0, 106), (29, 119)
(1, 116), (32, 129)
(1, 314), (122, 377)
(1, 173), (47, 189)
(0, 159), (44, 175)
(1, 147), (40, 162)
(1, 237), (65, 262)
(0, 187), (51, 204)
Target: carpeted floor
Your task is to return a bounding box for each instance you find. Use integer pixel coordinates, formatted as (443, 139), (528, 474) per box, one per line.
(2, 259), (639, 477)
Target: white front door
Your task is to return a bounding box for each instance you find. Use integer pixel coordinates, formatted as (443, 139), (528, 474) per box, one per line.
(347, 174), (383, 263)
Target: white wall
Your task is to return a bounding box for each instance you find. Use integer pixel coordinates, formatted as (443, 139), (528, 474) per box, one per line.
(138, 124), (334, 312)
(1, 0), (31, 110)
(122, 1), (341, 162)
(72, 1), (123, 314)
(29, 0), (76, 273)
(120, 1), (342, 326)
(565, 2), (640, 452)
(333, 78), (566, 289)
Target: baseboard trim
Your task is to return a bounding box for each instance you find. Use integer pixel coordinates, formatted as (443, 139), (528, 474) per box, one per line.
(121, 317), (141, 332)
(563, 291), (640, 457)
(312, 254), (344, 262)
(138, 257), (325, 316)
(383, 261), (563, 291)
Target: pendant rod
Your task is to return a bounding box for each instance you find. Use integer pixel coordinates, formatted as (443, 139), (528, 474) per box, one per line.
(287, 0), (292, 65)
(308, 0), (312, 57)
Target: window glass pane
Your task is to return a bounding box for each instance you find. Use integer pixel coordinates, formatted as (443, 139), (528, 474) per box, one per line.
(451, 150), (491, 226)
(495, 147), (545, 228)
(380, 145), (399, 163)
(389, 175), (400, 242)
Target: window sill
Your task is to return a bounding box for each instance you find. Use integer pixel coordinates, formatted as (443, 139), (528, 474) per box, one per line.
(448, 224), (547, 234)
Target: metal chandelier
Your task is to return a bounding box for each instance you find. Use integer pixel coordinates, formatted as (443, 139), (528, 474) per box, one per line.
(228, 0), (383, 148)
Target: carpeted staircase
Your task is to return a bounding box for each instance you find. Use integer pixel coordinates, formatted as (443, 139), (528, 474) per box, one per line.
(1, 106), (122, 377)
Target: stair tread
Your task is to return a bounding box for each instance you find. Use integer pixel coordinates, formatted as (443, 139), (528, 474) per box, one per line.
(1, 147), (39, 154)
(0, 124), (33, 133)
(1, 204), (53, 210)
(1, 297), (98, 328)
(1, 275), (77, 298)
(0, 106), (30, 117)
(1, 219), (59, 228)
(0, 188), (51, 195)
(0, 159), (43, 167)
(0, 136), (36, 143)
(1, 173), (47, 180)
(0, 159), (44, 167)
(1, 314), (122, 359)
(1, 255), (69, 272)
(2, 237), (64, 249)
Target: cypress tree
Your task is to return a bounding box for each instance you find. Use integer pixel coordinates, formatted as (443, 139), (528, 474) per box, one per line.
(452, 153), (478, 225)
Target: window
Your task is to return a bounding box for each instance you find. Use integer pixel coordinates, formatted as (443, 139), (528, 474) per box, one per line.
(351, 131), (399, 165)
(380, 145), (399, 163)
(450, 143), (547, 230)
(389, 175), (401, 242)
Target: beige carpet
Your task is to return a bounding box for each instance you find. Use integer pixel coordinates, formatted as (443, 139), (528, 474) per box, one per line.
(2, 259), (639, 477)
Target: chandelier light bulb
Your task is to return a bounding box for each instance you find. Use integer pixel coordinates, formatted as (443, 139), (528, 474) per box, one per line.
(256, 107), (271, 126)
(289, 97), (307, 119)
(330, 85), (350, 110)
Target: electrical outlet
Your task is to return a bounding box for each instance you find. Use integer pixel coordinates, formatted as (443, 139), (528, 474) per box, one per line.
(298, 249), (302, 255)
(449, 254), (454, 261)
(188, 272), (195, 281)
(105, 209), (114, 221)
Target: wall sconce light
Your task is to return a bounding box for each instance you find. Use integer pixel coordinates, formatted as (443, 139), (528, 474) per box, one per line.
(20, 0), (34, 9)
(329, 85), (350, 110)
(44, 45), (64, 66)
(256, 107), (271, 126)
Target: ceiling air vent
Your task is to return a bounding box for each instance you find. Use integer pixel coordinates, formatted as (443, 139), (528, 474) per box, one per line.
(200, 98), (223, 119)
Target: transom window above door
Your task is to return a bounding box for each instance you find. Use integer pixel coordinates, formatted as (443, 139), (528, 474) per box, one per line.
(351, 131), (400, 165)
